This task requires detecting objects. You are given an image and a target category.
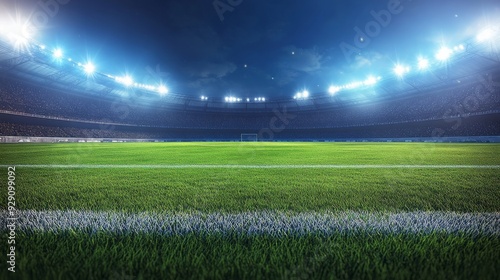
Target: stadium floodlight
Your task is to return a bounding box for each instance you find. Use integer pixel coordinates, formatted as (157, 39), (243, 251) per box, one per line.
(2, 18), (34, 51)
(124, 76), (133, 87)
(225, 96), (241, 103)
(344, 82), (358, 90)
(158, 85), (168, 95)
(116, 75), (134, 87)
(417, 57), (429, 70)
(363, 76), (378, 86)
(435, 47), (453, 61)
(262, 97), (266, 102)
(0, 17), (31, 38)
(394, 64), (410, 77)
(294, 90), (310, 99)
(329, 86), (341, 95)
(453, 44), (465, 52)
(83, 62), (95, 74)
(476, 28), (494, 43)
(52, 48), (63, 59)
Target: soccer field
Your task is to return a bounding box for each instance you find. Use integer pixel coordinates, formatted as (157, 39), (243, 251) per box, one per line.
(1, 142), (499, 279)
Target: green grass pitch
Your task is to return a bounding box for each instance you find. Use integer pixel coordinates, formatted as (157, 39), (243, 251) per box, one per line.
(1, 142), (499, 279)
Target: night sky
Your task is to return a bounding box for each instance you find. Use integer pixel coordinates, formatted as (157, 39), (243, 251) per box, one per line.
(3, 0), (500, 98)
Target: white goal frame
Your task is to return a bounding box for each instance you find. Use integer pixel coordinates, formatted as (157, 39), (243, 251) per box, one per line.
(241, 133), (258, 142)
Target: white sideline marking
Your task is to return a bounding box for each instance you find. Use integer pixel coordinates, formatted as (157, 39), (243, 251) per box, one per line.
(1, 164), (500, 169)
(1, 210), (499, 236)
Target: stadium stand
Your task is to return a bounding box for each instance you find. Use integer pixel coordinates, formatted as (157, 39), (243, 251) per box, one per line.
(0, 75), (499, 141)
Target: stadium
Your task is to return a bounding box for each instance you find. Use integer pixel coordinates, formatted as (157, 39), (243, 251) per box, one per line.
(0, 0), (499, 279)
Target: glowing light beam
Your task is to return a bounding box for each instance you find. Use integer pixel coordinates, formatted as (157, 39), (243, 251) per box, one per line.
(83, 62), (96, 74)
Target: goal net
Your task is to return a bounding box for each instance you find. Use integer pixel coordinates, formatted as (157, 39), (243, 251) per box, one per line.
(241, 133), (258, 142)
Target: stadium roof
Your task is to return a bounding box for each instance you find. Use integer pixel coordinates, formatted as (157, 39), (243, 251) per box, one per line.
(0, 0), (499, 112)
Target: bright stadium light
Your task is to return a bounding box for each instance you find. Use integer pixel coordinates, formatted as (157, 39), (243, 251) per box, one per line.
(344, 82), (361, 90)
(116, 75), (134, 87)
(83, 62), (95, 74)
(225, 96), (242, 103)
(158, 85), (168, 95)
(262, 97), (266, 102)
(124, 76), (133, 87)
(329, 86), (341, 95)
(394, 64), (410, 77)
(294, 90), (309, 100)
(52, 48), (63, 59)
(476, 28), (494, 43)
(454, 44), (465, 52)
(418, 57), (429, 70)
(1, 16), (35, 51)
(435, 47), (453, 61)
(363, 76), (378, 86)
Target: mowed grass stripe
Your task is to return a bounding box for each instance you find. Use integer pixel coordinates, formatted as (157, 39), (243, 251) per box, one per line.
(6, 168), (499, 213)
(1, 143), (499, 165)
(2, 164), (500, 168)
(3, 210), (499, 236)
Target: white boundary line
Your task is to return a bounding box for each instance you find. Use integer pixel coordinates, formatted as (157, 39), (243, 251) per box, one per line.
(1, 210), (499, 236)
(1, 164), (499, 169)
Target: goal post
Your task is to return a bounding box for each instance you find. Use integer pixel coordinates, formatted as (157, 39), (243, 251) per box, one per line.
(241, 133), (258, 142)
